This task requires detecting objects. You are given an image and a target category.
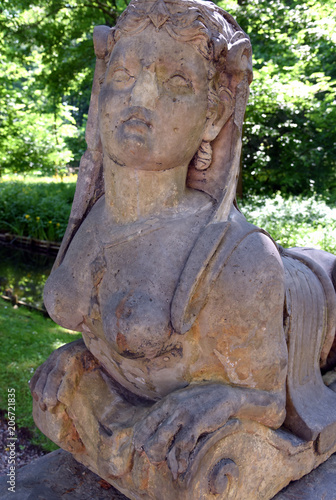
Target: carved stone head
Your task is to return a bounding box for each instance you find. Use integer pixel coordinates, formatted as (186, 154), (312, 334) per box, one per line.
(54, 0), (253, 269)
(99, 0), (252, 185)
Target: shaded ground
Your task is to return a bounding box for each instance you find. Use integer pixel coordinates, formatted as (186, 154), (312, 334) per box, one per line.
(0, 410), (46, 476)
(0, 449), (127, 500)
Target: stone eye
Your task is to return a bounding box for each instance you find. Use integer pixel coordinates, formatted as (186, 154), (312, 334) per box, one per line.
(164, 74), (192, 93)
(111, 68), (135, 87)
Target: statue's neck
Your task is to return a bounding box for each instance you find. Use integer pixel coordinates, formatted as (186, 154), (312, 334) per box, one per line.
(104, 156), (189, 224)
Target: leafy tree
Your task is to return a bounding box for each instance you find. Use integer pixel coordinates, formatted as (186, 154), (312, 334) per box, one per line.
(221, 0), (336, 197)
(0, 0), (128, 175)
(0, 41), (78, 175)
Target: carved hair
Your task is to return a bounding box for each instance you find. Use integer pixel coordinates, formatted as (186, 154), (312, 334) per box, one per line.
(105, 0), (252, 171)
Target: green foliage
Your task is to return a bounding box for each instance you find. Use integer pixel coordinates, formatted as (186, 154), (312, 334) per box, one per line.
(220, 0), (336, 197)
(240, 194), (336, 253)
(0, 174), (76, 241)
(0, 298), (81, 451)
(0, 21), (80, 176)
(0, 0), (128, 176)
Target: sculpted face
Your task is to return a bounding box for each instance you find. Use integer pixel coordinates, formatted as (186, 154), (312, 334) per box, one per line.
(99, 24), (211, 171)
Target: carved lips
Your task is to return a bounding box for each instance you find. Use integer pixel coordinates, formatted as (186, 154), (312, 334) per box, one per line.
(121, 107), (153, 136)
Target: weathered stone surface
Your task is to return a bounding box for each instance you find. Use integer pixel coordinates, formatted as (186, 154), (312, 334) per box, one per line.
(28, 0), (336, 498)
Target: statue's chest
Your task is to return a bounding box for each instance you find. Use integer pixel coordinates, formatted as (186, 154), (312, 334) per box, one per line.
(93, 216), (206, 359)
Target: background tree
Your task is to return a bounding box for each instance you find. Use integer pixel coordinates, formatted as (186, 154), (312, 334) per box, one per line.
(225, 0), (336, 197)
(0, 0), (128, 175)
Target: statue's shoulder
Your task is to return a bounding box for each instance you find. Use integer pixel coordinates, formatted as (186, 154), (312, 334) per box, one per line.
(62, 196), (105, 264)
(171, 206), (283, 334)
(206, 211), (285, 312)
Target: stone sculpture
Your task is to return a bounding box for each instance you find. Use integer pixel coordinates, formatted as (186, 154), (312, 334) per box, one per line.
(30, 0), (336, 498)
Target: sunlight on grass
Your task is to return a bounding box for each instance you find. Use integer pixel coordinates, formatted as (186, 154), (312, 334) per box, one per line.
(0, 172), (77, 184)
(51, 340), (70, 350)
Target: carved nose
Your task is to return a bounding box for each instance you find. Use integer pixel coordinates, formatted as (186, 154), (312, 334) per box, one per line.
(130, 65), (159, 110)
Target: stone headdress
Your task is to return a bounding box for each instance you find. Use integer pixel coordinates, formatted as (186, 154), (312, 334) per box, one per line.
(53, 0), (253, 269)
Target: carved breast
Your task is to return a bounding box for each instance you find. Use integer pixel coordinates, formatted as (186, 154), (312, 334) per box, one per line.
(95, 209), (212, 359)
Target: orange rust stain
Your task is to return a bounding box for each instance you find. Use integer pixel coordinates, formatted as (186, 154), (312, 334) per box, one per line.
(98, 479), (112, 490)
(81, 350), (100, 373)
(116, 332), (129, 351)
(137, 451), (150, 491)
(61, 411), (86, 454)
(115, 294), (128, 320)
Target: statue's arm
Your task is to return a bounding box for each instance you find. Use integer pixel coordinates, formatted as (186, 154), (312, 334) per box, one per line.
(30, 338), (92, 411)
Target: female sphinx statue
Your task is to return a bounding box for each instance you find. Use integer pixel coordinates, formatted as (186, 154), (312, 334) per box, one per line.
(30, 0), (336, 498)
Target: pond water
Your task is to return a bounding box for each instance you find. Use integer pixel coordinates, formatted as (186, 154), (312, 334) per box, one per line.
(0, 244), (55, 310)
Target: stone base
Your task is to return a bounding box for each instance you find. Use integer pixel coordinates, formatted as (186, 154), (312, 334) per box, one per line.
(0, 450), (336, 500)
(274, 452), (336, 500)
(0, 449), (127, 500)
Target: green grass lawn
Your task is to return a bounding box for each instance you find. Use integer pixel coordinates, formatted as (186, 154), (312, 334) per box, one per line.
(0, 298), (81, 451)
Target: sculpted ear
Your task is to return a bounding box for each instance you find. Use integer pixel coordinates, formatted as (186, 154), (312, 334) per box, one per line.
(202, 89), (234, 142)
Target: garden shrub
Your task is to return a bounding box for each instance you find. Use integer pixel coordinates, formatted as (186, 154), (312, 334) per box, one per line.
(0, 176), (76, 242)
(240, 194), (336, 254)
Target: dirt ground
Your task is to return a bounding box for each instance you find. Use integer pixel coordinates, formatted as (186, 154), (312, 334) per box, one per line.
(0, 409), (46, 476)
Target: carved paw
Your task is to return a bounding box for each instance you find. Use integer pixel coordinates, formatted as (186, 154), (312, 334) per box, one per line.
(133, 384), (239, 479)
(30, 338), (97, 411)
